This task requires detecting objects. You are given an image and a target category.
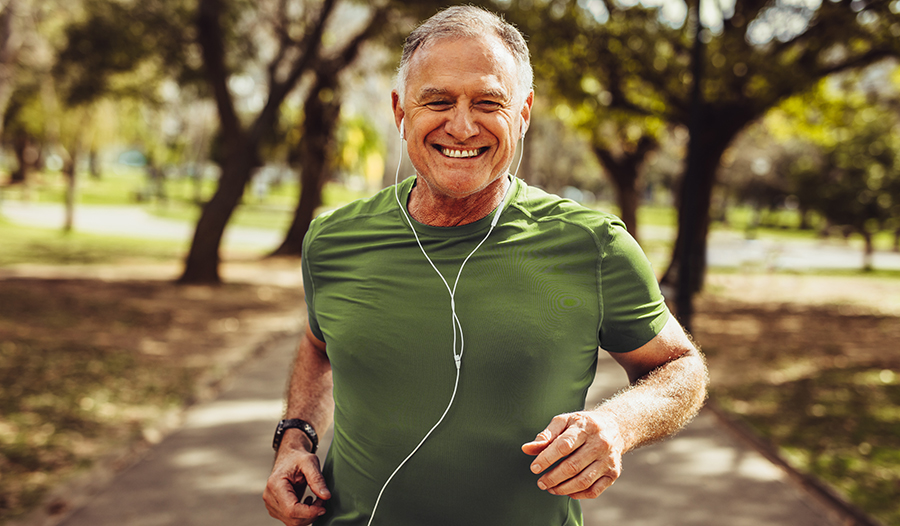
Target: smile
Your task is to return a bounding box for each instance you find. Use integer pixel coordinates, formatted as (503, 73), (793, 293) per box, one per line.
(437, 146), (488, 158)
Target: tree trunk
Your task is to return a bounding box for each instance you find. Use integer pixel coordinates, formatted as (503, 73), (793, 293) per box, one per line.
(179, 144), (258, 283)
(591, 136), (657, 243)
(89, 148), (101, 179)
(667, 0), (706, 332)
(662, 120), (737, 319)
(0, 0), (18, 139)
(178, 0), (341, 283)
(613, 179), (639, 240)
(63, 153), (77, 233)
(862, 230), (874, 271)
(10, 133), (29, 184)
(271, 76), (342, 257)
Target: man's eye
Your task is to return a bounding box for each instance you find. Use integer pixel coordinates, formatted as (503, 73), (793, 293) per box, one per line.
(477, 101), (502, 110)
(426, 101), (452, 110)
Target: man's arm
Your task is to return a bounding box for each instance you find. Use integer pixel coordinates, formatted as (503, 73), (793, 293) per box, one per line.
(522, 315), (708, 499)
(264, 324), (334, 526)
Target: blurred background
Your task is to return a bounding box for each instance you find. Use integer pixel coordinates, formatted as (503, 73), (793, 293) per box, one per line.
(0, 0), (898, 524)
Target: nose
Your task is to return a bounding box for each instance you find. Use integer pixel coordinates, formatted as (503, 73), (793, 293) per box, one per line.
(444, 107), (479, 141)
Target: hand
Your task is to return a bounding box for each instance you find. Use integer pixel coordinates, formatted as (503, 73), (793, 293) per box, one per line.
(263, 445), (331, 526)
(521, 411), (625, 499)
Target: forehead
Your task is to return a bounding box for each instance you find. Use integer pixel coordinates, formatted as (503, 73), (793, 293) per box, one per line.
(405, 34), (518, 99)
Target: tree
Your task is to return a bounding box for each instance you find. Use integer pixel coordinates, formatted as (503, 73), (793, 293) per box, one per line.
(513, 5), (675, 239)
(269, 6), (389, 256)
(0, 0), (23, 139)
(506, 0), (900, 328)
(768, 68), (900, 269)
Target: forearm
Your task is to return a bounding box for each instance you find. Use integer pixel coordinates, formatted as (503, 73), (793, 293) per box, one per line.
(595, 347), (708, 452)
(280, 326), (334, 454)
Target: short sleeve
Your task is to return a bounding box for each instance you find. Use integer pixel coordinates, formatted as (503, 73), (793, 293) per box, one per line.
(301, 219), (325, 342)
(597, 221), (670, 353)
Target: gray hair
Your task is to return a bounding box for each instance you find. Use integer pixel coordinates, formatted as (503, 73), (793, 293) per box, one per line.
(395, 6), (533, 107)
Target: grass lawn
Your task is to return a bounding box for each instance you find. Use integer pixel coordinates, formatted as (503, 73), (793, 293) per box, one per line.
(0, 218), (187, 267)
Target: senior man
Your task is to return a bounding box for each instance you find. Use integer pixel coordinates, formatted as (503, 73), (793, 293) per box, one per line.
(264, 6), (707, 526)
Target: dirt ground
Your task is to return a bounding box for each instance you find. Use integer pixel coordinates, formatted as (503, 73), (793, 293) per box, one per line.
(0, 260), (306, 523)
(696, 273), (900, 386)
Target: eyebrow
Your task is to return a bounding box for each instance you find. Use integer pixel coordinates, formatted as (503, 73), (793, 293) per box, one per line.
(417, 86), (510, 100)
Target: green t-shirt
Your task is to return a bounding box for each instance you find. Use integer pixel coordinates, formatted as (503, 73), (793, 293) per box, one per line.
(302, 176), (669, 526)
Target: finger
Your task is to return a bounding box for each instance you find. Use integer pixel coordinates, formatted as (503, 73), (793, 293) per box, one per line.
(297, 455), (331, 500)
(522, 414), (572, 462)
(265, 493), (326, 526)
(302, 460), (332, 501)
(285, 498), (327, 522)
(531, 424), (587, 476)
(265, 476), (302, 510)
(569, 473), (616, 500)
(527, 414), (570, 446)
(541, 459), (609, 496)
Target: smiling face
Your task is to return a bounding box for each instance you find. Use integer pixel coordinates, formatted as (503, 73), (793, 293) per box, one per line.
(392, 34), (533, 212)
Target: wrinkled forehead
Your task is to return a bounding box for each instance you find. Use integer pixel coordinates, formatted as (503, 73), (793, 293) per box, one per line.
(405, 34), (520, 95)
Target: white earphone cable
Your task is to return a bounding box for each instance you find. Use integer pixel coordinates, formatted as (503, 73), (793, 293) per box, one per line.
(367, 129), (523, 526)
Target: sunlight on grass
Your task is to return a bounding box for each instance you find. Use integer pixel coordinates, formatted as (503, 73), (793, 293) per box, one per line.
(0, 218), (185, 266)
(715, 367), (900, 525)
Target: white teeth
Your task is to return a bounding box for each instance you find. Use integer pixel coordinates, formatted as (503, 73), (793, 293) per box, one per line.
(441, 148), (480, 158)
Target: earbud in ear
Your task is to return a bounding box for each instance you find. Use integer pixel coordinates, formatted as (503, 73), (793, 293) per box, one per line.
(400, 118), (405, 140)
(520, 117), (526, 139)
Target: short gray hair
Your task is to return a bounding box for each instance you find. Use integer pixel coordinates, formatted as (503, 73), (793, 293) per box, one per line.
(395, 6), (533, 106)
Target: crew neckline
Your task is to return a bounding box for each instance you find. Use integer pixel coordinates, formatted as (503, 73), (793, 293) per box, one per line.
(397, 175), (521, 238)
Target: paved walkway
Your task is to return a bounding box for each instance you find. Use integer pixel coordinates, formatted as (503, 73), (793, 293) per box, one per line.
(45, 334), (847, 526)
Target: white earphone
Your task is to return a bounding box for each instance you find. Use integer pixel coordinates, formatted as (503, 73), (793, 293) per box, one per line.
(400, 118), (405, 140)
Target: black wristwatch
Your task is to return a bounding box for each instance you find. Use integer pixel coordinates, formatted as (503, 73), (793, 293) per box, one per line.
(273, 419), (318, 454)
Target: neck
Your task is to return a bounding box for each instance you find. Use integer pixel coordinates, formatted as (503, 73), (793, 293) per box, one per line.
(408, 176), (510, 227)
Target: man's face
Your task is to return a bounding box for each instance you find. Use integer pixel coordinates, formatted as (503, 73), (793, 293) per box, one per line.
(393, 35), (532, 200)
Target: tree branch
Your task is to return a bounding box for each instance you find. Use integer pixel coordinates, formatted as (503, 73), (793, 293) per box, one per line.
(196, 0), (241, 140)
(251, 0), (338, 142)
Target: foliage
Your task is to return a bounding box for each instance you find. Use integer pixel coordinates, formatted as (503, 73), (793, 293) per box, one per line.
(763, 68), (900, 263)
(501, 0), (900, 312)
(53, 0), (202, 106)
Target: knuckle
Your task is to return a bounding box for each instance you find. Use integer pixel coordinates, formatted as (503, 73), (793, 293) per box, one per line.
(560, 458), (580, 478)
(585, 484), (604, 499)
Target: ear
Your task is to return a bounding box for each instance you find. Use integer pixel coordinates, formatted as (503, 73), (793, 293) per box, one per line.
(391, 90), (405, 139)
(519, 90), (534, 139)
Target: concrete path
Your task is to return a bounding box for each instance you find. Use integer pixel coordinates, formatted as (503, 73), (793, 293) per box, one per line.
(52, 334), (847, 526)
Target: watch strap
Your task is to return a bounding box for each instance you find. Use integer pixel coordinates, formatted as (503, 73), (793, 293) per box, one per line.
(273, 418), (318, 454)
